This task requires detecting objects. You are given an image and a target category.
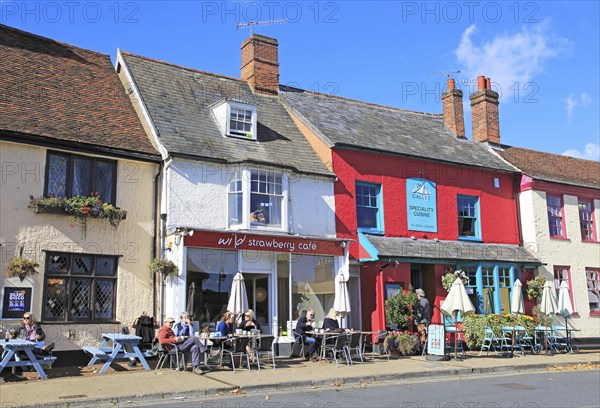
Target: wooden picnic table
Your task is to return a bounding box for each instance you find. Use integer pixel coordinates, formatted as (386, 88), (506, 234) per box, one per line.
(84, 333), (150, 374)
(0, 339), (57, 380)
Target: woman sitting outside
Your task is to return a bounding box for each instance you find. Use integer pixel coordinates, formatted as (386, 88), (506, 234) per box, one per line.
(238, 309), (261, 360)
(217, 312), (235, 337)
(15, 312), (54, 355)
(322, 308), (340, 331)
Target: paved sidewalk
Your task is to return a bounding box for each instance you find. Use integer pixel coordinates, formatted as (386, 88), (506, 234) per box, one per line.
(1, 351), (599, 407)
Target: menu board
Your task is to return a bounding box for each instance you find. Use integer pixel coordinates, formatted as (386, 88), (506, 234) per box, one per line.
(2, 287), (32, 318)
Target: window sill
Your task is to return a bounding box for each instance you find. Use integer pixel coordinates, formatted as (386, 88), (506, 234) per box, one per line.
(458, 237), (482, 243)
(589, 311), (600, 317)
(31, 203), (127, 225)
(581, 240), (599, 244)
(549, 236), (570, 241)
(358, 228), (384, 235)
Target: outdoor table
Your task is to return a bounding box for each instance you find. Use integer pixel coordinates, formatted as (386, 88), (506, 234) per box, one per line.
(306, 331), (341, 360)
(197, 334), (227, 366)
(85, 333), (150, 374)
(0, 339), (56, 380)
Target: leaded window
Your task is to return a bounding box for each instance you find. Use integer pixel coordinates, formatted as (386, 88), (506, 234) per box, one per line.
(43, 253), (117, 322)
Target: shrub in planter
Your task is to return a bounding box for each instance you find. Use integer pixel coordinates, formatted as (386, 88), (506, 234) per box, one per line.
(462, 314), (535, 349)
(384, 286), (417, 331)
(384, 330), (419, 356)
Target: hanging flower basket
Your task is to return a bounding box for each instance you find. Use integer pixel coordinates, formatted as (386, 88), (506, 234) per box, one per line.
(29, 194), (127, 229)
(441, 269), (469, 292)
(526, 275), (546, 301)
(149, 259), (179, 282)
(5, 257), (39, 282)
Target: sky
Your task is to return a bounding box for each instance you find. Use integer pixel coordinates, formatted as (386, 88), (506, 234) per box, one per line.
(2, 0), (599, 161)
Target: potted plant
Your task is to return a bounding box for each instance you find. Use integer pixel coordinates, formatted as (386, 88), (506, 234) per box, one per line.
(383, 330), (418, 356)
(384, 285), (417, 331)
(441, 269), (469, 292)
(6, 256), (39, 282)
(526, 275), (546, 300)
(149, 259), (179, 281)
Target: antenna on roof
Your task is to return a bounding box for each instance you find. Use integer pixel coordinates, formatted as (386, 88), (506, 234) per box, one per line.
(236, 19), (288, 33)
(428, 70), (461, 78)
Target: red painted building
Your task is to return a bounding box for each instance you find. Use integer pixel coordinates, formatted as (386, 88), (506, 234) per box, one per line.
(283, 77), (540, 333)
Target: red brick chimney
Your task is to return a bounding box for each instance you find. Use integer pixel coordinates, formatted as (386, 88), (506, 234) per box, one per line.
(470, 75), (500, 144)
(241, 34), (279, 95)
(441, 78), (466, 139)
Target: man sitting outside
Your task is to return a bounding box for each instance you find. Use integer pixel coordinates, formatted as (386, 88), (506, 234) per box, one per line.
(295, 309), (320, 360)
(158, 317), (209, 375)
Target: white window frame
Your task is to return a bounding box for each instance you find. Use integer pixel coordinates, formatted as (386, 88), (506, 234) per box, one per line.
(211, 100), (257, 140)
(227, 167), (288, 231)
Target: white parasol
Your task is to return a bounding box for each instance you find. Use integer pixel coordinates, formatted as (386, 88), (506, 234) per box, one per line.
(333, 273), (351, 319)
(540, 280), (558, 354)
(440, 277), (475, 359)
(227, 272), (249, 322)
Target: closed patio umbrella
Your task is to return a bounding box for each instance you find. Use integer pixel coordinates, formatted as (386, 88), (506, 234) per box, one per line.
(557, 280), (574, 330)
(186, 282), (196, 320)
(227, 272), (249, 323)
(511, 279), (525, 315)
(333, 273), (351, 320)
(540, 280), (558, 354)
(440, 277), (475, 359)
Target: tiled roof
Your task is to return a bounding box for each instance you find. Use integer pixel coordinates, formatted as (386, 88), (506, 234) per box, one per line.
(497, 146), (600, 189)
(0, 24), (158, 157)
(280, 87), (516, 172)
(367, 236), (540, 264)
(120, 53), (334, 178)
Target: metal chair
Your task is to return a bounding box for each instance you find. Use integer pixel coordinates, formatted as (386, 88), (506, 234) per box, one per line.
(322, 334), (350, 367)
(372, 330), (390, 360)
(291, 331), (306, 358)
(251, 335), (276, 370)
(155, 341), (186, 372)
(479, 327), (502, 355)
(220, 337), (250, 372)
(344, 332), (364, 364)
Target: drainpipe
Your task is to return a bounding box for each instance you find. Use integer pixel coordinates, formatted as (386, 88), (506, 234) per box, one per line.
(513, 172), (524, 246)
(158, 157), (174, 324)
(152, 164), (161, 320)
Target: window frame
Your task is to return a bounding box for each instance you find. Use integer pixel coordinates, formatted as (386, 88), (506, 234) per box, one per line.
(458, 263), (516, 315)
(226, 102), (257, 140)
(585, 268), (600, 315)
(42, 252), (118, 323)
(547, 195), (567, 239)
(553, 265), (575, 313)
(355, 181), (384, 235)
(457, 194), (481, 241)
(578, 199), (597, 242)
(44, 151), (117, 204)
(227, 167), (287, 231)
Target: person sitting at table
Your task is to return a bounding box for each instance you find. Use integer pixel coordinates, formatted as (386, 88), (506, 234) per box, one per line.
(295, 308), (320, 361)
(238, 309), (261, 332)
(158, 317), (209, 375)
(15, 312), (54, 355)
(322, 308), (340, 331)
(238, 310), (261, 358)
(217, 312), (235, 337)
(174, 312), (194, 337)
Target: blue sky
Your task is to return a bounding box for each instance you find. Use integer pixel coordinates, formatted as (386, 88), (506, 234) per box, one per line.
(2, 1), (599, 160)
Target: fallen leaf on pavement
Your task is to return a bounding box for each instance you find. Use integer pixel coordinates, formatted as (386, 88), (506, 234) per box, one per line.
(330, 381), (342, 387)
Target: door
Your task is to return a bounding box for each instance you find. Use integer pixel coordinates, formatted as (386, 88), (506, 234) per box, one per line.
(243, 273), (271, 334)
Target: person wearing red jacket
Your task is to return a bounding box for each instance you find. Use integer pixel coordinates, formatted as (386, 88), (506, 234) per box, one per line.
(158, 316), (209, 375)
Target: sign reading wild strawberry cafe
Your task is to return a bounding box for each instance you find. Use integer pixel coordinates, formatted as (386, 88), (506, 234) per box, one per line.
(184, 230), (345, 256)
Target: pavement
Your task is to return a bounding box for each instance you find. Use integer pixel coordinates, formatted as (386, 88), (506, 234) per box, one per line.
(1, 350), (599, 408)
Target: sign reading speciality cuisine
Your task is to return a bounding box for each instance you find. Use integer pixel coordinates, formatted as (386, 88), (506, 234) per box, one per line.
(406, 178), (437, 233)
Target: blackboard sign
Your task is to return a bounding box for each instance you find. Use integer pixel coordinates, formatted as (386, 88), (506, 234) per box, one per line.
(1, 287), (32, 318)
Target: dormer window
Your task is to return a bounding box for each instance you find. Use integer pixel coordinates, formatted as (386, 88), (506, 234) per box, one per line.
(211, 99), (257, 140)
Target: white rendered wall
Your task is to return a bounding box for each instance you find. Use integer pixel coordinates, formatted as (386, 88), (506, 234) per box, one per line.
(165, 159), (336, 237)
(520, 188), (600, 338)
(0, 141), (158, 350)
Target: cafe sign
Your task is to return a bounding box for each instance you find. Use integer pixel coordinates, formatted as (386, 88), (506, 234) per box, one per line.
(406, 177), (437, 233)
(185, 230), (345, 256)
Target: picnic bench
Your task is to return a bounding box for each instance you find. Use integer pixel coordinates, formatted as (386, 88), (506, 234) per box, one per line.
(0, 339), (57, 380)
(84, 333), (150, 374)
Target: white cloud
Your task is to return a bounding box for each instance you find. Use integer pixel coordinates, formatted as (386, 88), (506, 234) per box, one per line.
(455, 22), (568, 100)
(563, 92), (592, 123)
(562, 143), (600, 162)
